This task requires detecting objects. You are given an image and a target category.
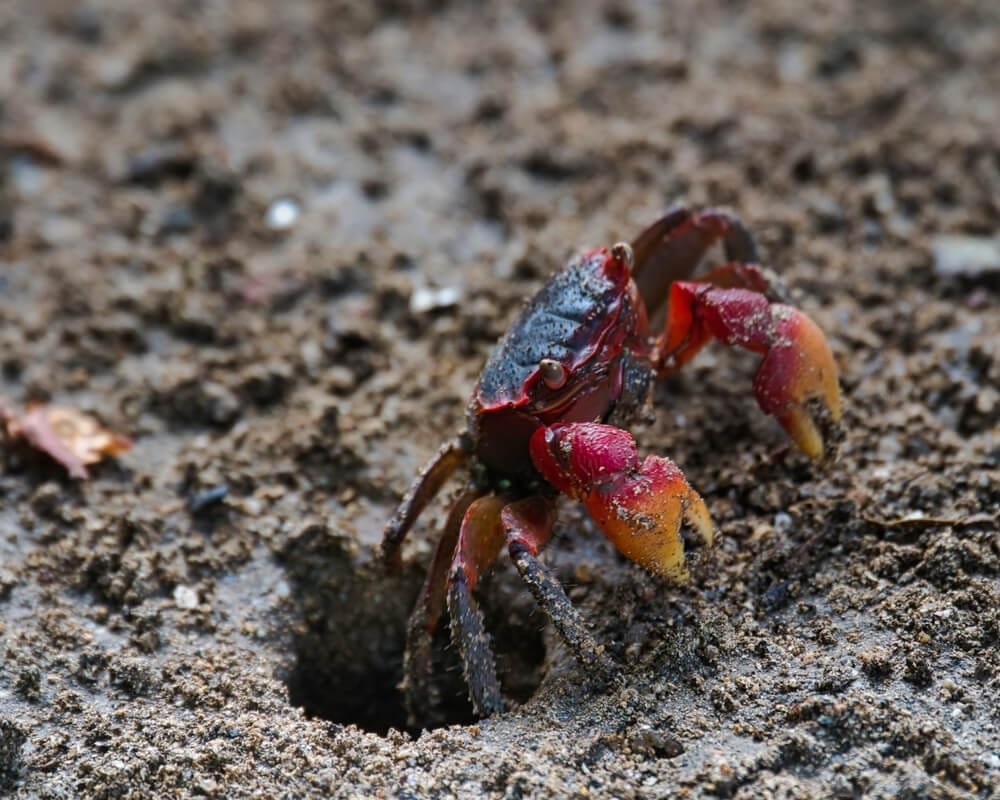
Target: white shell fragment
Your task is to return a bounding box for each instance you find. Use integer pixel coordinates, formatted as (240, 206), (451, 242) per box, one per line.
(173, 584), (199, 610)
(265, 197), (301, 231)
(932, 235), (1000, 277)
(410, 285), (460, 314)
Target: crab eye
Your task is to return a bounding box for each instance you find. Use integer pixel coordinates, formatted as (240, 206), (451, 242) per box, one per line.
(539, 358), (568, 389)
(611, 241), (634, 271)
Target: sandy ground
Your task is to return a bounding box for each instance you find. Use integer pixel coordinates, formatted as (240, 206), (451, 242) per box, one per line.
(1, 0), (998, 797)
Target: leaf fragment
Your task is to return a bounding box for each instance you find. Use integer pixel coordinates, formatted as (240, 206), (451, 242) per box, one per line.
(3, 403), (132, 479)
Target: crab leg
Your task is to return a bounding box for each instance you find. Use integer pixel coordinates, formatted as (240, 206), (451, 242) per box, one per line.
(656, 282), (843, 460)
(382, 435), (471, 572)
(448, 569), (503, 716)
(530, 423), (714, 582)
(444, 493), (618, 716)
(697, 261), (781, 297)
(630, 207), (760, 316)
(446, 495), (508, 715)
(402, 485), (481, 725)
(502, 497), (617, 682)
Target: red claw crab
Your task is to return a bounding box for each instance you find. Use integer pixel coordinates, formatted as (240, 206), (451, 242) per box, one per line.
(382, 207), (842, 719)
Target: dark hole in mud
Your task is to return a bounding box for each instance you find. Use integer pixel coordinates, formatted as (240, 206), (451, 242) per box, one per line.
(279, 525), (546, 735)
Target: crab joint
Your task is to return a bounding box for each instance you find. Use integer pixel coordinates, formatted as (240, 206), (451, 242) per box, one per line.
(529, 422), (714, 581)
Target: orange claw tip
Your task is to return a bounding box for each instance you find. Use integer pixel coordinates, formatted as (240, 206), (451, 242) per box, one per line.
(775, 405), (826, 462)
(754, 306), (843, 460)
(530, 422), (715, 580)
(585, 455), (715, 582)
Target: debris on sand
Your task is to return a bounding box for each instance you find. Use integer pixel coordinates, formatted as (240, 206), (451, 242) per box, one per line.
(265, 197), (301, 231)
(932, 234), (1000, 278)
(409, 285), (461, 314)
(1, 402), (132, 479)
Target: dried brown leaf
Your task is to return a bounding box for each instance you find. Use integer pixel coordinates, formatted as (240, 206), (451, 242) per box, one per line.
(4, 404), (132, 479)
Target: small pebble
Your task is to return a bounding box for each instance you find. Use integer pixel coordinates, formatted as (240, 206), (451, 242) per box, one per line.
(864, 174), (895, 216)
(189, 484), (229, 513)
(173, 585), (199, 610)
(266, 197), (300, 230)
(932, 235), (1000, 278)
(410, 285), (460, 314)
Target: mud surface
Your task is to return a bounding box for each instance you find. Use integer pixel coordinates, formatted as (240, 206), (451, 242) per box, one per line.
(1, 1), (999, 797)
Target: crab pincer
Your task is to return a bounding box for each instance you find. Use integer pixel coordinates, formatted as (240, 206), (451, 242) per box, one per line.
(657, 283), (843, 459)
(529, 423), (714, 581)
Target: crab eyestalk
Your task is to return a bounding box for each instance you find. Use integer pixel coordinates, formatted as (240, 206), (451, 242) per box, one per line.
(529, 423), (714, 581)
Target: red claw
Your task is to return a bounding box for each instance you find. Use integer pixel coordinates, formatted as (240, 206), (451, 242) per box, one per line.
(753, 306), (843, 460)
(530, 423), (714, 581)
(660, 284), (843, 460)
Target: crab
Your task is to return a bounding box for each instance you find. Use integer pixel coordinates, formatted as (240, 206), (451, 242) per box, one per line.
(382, 207), (842, 720)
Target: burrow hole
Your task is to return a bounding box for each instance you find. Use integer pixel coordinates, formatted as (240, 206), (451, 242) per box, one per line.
(279, 526), (546, 735)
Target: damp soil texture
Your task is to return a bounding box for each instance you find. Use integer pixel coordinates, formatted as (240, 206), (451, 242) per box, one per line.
(1, 1), (999, 798)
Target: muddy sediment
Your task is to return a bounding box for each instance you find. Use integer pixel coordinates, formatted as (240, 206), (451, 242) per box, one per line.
(1, 1), (998, 797)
